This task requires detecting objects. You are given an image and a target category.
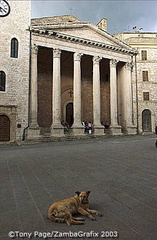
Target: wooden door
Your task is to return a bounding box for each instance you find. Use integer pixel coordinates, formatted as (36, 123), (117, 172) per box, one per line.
(0, 115), (10, 141)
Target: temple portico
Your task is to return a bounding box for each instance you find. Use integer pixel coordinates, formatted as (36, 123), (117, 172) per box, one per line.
(26, 15), (137, 139)
(2, 5), (157, 143)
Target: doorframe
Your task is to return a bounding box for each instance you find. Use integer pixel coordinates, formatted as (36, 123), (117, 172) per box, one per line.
(64, 101), (73, 125)
(142, 109), (152, 132)
(0, 106), (16, 142)
(0, 114), (10, 141)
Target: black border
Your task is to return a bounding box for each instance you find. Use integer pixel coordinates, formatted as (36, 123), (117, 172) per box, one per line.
(0, 0), (10, 17)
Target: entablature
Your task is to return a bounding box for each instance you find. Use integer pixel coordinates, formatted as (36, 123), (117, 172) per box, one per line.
(31, 29), (137, 56)
(31, 37), (133, 64)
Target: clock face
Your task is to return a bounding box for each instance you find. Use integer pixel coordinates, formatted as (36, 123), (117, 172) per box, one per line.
(0, 0), (10, 17)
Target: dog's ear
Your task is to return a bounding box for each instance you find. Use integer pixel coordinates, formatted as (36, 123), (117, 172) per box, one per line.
(75, 191), (81, 196)
(86, 191), (91, 196)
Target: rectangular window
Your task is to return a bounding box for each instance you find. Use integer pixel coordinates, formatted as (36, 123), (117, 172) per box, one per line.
(143, 92), (149, 101)
(142, 71), (149, 81)
(141, 50), (147, 60)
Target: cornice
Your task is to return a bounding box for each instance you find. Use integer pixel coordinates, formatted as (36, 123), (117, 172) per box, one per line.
(31, 28), (137, 55)
(31, 22), (135, 52)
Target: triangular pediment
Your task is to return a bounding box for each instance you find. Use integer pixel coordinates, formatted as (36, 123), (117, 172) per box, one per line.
(31, 15), (134, 52)
(53, 25), (119, 46)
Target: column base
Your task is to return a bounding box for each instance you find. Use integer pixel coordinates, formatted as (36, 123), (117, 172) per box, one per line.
(123, 125), (137, 135)
(71, 126), (84, 136)
(51, 124), (64, 137)
(93, 126), (105, 136)
(26, 127), (41, 140)
(110, 125), (122, 135)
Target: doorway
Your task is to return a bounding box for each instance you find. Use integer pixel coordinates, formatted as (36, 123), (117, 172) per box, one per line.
(66, 102), (73, 126)
(0, 115), (10, 141)
(142, 109), (151, 132)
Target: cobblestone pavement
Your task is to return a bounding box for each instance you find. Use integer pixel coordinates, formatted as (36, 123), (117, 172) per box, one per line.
(0, 135), (157, 240)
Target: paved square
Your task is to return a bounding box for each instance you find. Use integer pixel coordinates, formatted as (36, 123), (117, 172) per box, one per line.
(0, 135), (157, 240)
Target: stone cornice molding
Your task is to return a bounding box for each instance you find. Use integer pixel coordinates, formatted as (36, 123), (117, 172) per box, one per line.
(31, 22), (90, 30)
(31, 21), (134, 52)
(31, 29), (137, 55)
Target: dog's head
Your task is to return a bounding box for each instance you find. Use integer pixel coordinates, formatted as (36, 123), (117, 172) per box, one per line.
(75, 191), (91, 205)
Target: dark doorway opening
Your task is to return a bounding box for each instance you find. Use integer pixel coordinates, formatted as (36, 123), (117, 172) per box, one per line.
(142, 109), (151, 132)
(0, 115), (10, 141)
(66, 102), (73, 126)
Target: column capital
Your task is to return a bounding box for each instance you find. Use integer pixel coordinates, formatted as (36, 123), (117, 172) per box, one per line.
(31, 44), (38, 55)
(110, 59), (118, 67)
(74, 52), (83, 61)
(93, 56), (102, 65)
(53, 48), (61, 58)
(125, 62), (133, 71)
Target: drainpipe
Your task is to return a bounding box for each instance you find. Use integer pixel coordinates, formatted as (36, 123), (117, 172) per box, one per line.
(135, 54), (139, 134)
(22, 26), (32, 141)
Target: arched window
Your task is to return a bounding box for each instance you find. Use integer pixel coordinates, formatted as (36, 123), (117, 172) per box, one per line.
(0, 71), (6, 91)
(10, 38), (18, 58)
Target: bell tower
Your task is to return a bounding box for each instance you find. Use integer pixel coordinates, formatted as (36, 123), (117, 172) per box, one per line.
(0, 0), (31, 142)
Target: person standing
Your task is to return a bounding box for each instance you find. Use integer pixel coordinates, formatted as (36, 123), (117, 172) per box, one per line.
(155, 125), (157, 147)
(88, 121), (93, 134)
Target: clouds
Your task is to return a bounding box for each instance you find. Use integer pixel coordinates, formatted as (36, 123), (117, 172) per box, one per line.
(31, 1), (157, 33)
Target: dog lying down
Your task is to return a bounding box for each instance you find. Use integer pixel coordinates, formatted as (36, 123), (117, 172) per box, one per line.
(47, 191), (103, 226)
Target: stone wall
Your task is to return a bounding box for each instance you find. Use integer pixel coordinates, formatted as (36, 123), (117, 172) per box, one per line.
(0, 1), (31, 141)
(116, 32), (157, 133)
(37, 48), (52, 127)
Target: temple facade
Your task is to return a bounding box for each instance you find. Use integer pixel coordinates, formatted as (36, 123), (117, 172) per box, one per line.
(3, 1), (157, 142)
(26, 15), (136, 139)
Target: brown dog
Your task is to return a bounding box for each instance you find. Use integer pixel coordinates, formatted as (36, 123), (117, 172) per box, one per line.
(47, 191), (102, 226)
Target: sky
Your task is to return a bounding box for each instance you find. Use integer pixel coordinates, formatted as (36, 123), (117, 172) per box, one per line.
(31, 0), (157, 34)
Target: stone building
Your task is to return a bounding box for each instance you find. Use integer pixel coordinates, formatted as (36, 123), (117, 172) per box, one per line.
(26, 15), (137, 140)
(2, 1), (150, 142)
(115, 32), (157, 133)
(0, 0), (30, 142)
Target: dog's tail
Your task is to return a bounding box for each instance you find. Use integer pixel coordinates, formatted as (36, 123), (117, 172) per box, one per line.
(47, 214), (65, 223)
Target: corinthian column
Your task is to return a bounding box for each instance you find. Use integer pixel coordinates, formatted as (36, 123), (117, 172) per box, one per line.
(51, 49), (64, 136)
(73, 53), (83, 127)
(27, 44), (41, 140)
(93, 56), (104, 135)
(71, 52), (84, 135)
(123, 62), (136, 134)
(110, 59), (122, 134)
(30, 44), (39, 128)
